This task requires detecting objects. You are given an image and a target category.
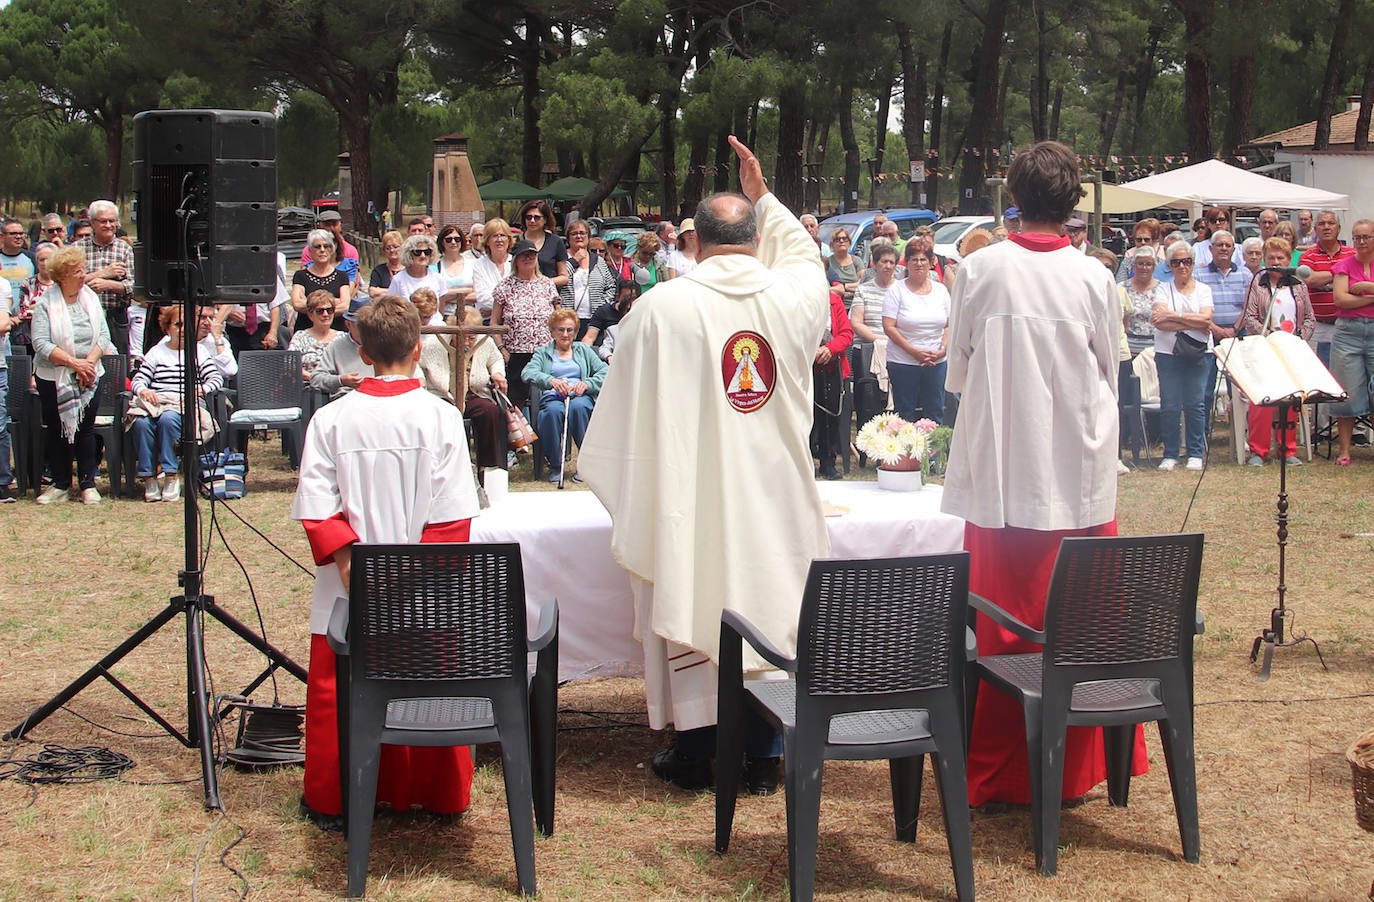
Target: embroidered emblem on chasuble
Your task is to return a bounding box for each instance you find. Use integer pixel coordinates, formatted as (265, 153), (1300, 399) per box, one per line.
(722, 330), (776, 414)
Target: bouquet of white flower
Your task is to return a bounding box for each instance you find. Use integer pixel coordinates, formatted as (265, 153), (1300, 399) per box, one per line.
(855, 413), (933, 470)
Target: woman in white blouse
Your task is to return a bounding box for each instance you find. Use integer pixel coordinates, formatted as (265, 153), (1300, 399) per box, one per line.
(471, 218), (514, 317)
(882, 241), (951, 423)
(1151, 240), (1214, 470)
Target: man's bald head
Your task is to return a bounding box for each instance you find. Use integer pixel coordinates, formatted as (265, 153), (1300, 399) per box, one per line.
(695, 192), (757, 256)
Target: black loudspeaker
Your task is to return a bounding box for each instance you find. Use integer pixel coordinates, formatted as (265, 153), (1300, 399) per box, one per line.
(133, 109), (276, 304)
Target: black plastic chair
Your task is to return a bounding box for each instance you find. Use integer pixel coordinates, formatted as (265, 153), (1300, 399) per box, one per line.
(849, 341), (884, 467)
(715, 554), (975, 902)
(225, 350), (305, 469)
(966, 532), (1205, 877)
(91, 354), (133, 497)
(327, 542), (558, 899)
(5, 355), (42, 496)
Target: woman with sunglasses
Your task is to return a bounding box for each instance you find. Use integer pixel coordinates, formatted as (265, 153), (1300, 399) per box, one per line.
(1151, 241), (1214, 471)
(472, 218), (515, 317)
(288, 289), (345, 381)
(516, 199), (570, 291)
(130, 305), (224, 502)
(602, 231), (647, 284)
(384, 234), (447, 322)
(563, 220), (616, 334)
(433, 225), (474, 317)
(291, 229), (352, 332)
(366, 230), (405, 299)
(826, 228), (860, 302)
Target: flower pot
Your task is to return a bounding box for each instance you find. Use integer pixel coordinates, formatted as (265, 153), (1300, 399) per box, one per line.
(882, 453), (924, 472)
(877, 466), (923, 492)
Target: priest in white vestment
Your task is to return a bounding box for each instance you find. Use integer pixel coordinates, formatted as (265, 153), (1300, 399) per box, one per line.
(578, 136), (830, 792)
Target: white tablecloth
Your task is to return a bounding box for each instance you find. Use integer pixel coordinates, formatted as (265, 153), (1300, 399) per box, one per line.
(471, 481), (965, 680)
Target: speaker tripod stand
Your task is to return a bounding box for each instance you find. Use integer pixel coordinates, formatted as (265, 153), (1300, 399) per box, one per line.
(4, 193), (304, 810)
(1249, 398), (1327, 681)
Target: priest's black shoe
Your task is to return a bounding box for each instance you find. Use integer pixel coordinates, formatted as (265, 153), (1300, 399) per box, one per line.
(743, 755), (781, 796)
(651, 744), (712, 791)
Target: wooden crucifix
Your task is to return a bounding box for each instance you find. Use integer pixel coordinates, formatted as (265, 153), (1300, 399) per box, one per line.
(421, 313), (508, 413)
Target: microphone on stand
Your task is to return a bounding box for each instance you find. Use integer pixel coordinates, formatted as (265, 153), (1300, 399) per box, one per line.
(1263, 264), (1314, 279)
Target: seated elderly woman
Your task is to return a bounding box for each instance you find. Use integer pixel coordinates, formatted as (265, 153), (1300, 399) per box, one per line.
(521, 308), (608, 482)
(131, 305), (225, 502)
(460, 305), (509, 474)
(408, 288), (452, 400)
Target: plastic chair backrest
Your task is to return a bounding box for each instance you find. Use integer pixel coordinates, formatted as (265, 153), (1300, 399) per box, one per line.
(798, 553), (969, 697)
(6, 355), (32, 418)
(1044, 533), (1204, 668)
(350, 542), (526, 682)
(235, 351), (302, 412)
(97, 355), (127, 416)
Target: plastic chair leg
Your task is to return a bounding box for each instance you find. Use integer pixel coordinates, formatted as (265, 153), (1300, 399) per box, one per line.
(1104, 723), (1135, 807)
(344, 734), (383, 899)
(1032, 703), (1070, 877)
(713, 633), (747, 854)
(1159, 690), (1200, 864)
(529, 671), (557, 837)
(783, 732), (825, 902)
(930, 713), (976, 902)
(497, 721), (538, 896)
(889, 755), (923, 842)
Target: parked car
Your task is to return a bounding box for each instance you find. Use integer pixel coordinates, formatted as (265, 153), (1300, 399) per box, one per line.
(584, 215), (646, 239)
(817, 208), (938, 265)
(931, 216), (995, 263)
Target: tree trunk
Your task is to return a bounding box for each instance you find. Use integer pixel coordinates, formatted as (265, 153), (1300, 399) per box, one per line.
(1173, 0), (1214, 160)
(928, 21), (952, 210)
(1030, 3), (1048, 142)
(1224, 51), (1255, 157)
(775, 77), (807, 212)
(1128, 18), (1165, 153)
(896, 21), (927, 207)
(958, 0), (1008, 214)
(713, 127), (732, 194)
(660, 105), (679, 219)
(1314, 0), (1355, 150)
(684, 133), (709, 212)
(521, 27), (543, 185)
(874, 60), (894, 175)
(340, 107), (373, 240)
(1100, 68), (1128, 156)
(839, 76), (860, 213)
(1050, 84), (1063, 141)
(1356, 56), (1374, 150)
(577, 119), (661, 219)
(101, 111), (124, 200)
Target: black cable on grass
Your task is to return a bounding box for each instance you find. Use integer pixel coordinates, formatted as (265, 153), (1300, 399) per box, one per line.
(58, 706), (167, 740)
(213, 496), (314, 577)
(209, 503), (280, 703)
(1197, 692), (1374, 707)
(0, 744), (135, 784)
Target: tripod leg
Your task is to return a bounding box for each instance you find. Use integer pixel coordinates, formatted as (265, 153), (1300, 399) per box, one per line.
(185, 600), (223, 811)
(205, 600), (308, 683)
(4, 601), (183, 741)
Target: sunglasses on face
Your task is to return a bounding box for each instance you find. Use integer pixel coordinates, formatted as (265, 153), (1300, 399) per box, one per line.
(311, 306), (335, 314)
(1207, 217), (1228, 224)
(524, 212), (544, 221)
(44, 227), (63, 234)
(1170, 258), (1195, 267)
(311, 243), (332, 250)
(591, 247), (607, 255)
(608, 243), (625, 250)
(412, 248), (434, 257)
(443, 236), (463, 244)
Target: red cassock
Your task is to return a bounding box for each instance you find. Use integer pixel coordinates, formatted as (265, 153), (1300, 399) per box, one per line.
(300, 515), (475, 817)
(964, 520), (1149, 806)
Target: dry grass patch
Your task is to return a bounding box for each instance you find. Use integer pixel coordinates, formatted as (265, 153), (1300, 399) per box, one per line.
(1, 436), (1373, 899)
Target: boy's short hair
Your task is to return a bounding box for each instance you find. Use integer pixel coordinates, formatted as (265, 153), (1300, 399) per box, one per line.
(1006, 140), (1085, 225)
(355, 294), (420, 365)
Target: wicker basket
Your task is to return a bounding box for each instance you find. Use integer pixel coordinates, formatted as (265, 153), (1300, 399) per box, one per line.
(1346, 729), (1374, 832)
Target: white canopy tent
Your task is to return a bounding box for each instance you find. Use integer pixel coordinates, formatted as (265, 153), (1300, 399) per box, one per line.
(1120, 159), (1349, 211)
(1074, 182), (1184, 215)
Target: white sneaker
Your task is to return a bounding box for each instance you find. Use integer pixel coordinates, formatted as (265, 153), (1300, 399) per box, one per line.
(1116, 460), (1130, 475)
(144, 476), (163, 503)
(1185, 457), (1204, 471)
(162, 476), (181, 503)
(36, 486), (68, 504)
(1157, 459), (1178, 471)
(81, 487), (101, 505)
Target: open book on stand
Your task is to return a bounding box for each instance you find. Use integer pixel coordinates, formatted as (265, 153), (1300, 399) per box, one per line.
(1214, 331), (1347, 406)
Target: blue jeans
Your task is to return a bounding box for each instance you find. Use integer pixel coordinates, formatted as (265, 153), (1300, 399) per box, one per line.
(887, 360), (947, 424)
(1156, 351), (1208, 459)
(536, 393), (594, 473)
(1330, 317), (1374, 418)
(132, 411), (182, 478)
(0, 368), (11, 486)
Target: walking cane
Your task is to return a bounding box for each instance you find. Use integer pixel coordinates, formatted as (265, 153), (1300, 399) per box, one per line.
(557, 395), (571, 489)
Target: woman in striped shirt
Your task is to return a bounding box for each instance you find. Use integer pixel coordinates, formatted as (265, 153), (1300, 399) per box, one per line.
(130, 305), (223, 502)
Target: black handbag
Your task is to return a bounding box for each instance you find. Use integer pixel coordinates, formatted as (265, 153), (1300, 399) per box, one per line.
(1167, 284), (1209, 363)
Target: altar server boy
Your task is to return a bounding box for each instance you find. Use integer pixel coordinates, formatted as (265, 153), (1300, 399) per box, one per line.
(291, 293), (481, 825)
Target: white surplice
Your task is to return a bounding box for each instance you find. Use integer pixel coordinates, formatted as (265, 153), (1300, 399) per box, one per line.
(578, 193), (831, 731)
(942, 239), (1120, 530)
